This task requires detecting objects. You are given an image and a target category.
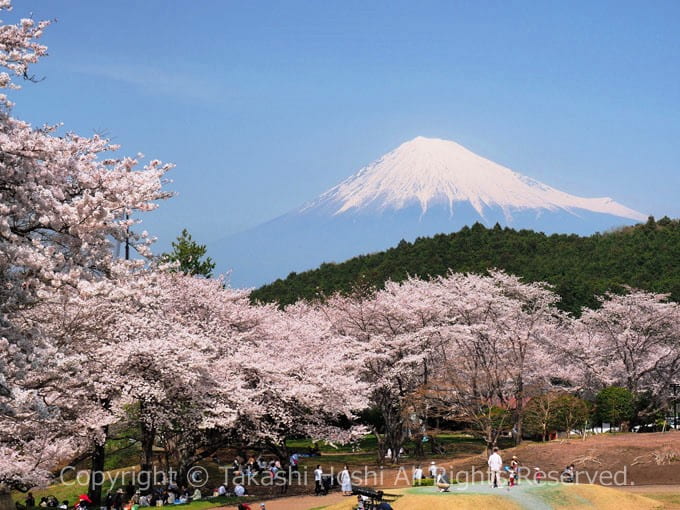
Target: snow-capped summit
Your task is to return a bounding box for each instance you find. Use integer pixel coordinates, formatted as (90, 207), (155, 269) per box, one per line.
(213, 137), (647, 288)
(304, 136), (646, 222)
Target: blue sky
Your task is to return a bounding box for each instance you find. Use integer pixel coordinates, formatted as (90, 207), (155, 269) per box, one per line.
(9, 0), (680, 254)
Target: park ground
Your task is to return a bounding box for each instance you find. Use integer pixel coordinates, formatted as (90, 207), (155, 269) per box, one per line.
(216, 484), (680, 510)
(15, 431), (680, 510)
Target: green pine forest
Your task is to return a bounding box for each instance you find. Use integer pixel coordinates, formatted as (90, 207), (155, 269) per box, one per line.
(250, 216), (680, 315)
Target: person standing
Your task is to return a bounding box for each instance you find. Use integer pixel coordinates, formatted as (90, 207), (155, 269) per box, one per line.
(112, 490), (124, 510)
(488, 447), (503, 488)
(314, 465), (323, 496)
(339, 465), (353, 496)
(413, 465), (423, 486)
(428, 461), (437, 478)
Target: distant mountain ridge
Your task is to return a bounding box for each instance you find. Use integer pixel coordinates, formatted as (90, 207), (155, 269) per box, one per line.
(212, 137), (647, 288)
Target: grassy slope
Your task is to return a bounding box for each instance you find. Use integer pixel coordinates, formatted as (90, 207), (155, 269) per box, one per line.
(640, 492), (680, 509)
(532, 484), (663, 510)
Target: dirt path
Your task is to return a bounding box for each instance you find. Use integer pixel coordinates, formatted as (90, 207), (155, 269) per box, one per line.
(620, 484), (680, 493)
(218, 493), (347, 510)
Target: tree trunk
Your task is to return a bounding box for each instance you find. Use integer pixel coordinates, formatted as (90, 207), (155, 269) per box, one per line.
(139, 403), (156, 489)
(266, 439), (290, 466)
(383, 406), (405, 464)
(485, 426), (494, 456)
(0, 485), (14, 510)
(412, 433), (425, 458)
(88, 425), (108, 506)
(514, 376), (524, 445)
(374, 432), (385, 464)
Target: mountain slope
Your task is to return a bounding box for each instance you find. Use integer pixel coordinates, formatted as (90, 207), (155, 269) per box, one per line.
(250, 217), (680, 315)
(303, 136), (645, 221)
(212, 137), (646, 288)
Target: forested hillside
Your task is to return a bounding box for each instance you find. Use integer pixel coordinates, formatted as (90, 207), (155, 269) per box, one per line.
(250, 216), (680, 315)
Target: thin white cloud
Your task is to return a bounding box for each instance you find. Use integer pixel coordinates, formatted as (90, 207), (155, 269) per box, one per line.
(70, 62), (228, 105)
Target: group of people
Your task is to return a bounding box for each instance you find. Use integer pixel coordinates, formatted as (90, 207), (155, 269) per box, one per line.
(488, 447), (577, 487)
(489, 447), (526, 488)
(23, 494), (76, 510)
(228, 450), (312, 479)
(213, 482), (248, 498)
(413, 447), (540, 491)
(411, 460), (451, 491)
(230, 455), (279, 478)
(102, 483), (204, 510)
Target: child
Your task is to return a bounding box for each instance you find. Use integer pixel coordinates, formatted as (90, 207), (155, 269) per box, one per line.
(534, 467), (543, 484)
(510, 456), (520, 485)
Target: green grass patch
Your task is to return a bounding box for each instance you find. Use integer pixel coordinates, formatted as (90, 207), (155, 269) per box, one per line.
(13, 487), (253, 510)
(529, 484), (591, 507)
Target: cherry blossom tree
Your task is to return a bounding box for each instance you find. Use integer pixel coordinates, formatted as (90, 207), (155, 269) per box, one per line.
(0, 0), (172, 499)
(566, 289), (680, 417)
(131, 273), (274, 483)
(322, 278), (448, 463)
(221, 299), (369, 465)
(414, 271), (565, 448)
(481, 271), (565, 443)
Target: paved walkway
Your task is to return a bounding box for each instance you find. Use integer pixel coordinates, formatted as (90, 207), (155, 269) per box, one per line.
(407, 482), (556, 510)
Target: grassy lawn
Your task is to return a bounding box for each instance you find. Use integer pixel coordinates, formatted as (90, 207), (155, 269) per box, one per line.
(288, 433), (484, 455)
(13, 487), (254, 510)
(292, 432), (486, 468)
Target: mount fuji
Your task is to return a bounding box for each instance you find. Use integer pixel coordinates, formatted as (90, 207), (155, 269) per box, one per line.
(213, 137), (647, 288)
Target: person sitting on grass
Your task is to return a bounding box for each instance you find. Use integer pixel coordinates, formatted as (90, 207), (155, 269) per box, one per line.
(232, 457), (243, 476)
(562, 464), (576, 483)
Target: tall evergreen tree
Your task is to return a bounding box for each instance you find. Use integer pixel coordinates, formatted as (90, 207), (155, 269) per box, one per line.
(162, 229), (215, 278)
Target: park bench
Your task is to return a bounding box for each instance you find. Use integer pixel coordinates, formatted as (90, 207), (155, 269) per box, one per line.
(351, 486), (398, 509)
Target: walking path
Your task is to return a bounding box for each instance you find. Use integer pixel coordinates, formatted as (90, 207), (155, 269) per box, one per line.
(219, 492), (347, 510)
(407, 483), (553, 510)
